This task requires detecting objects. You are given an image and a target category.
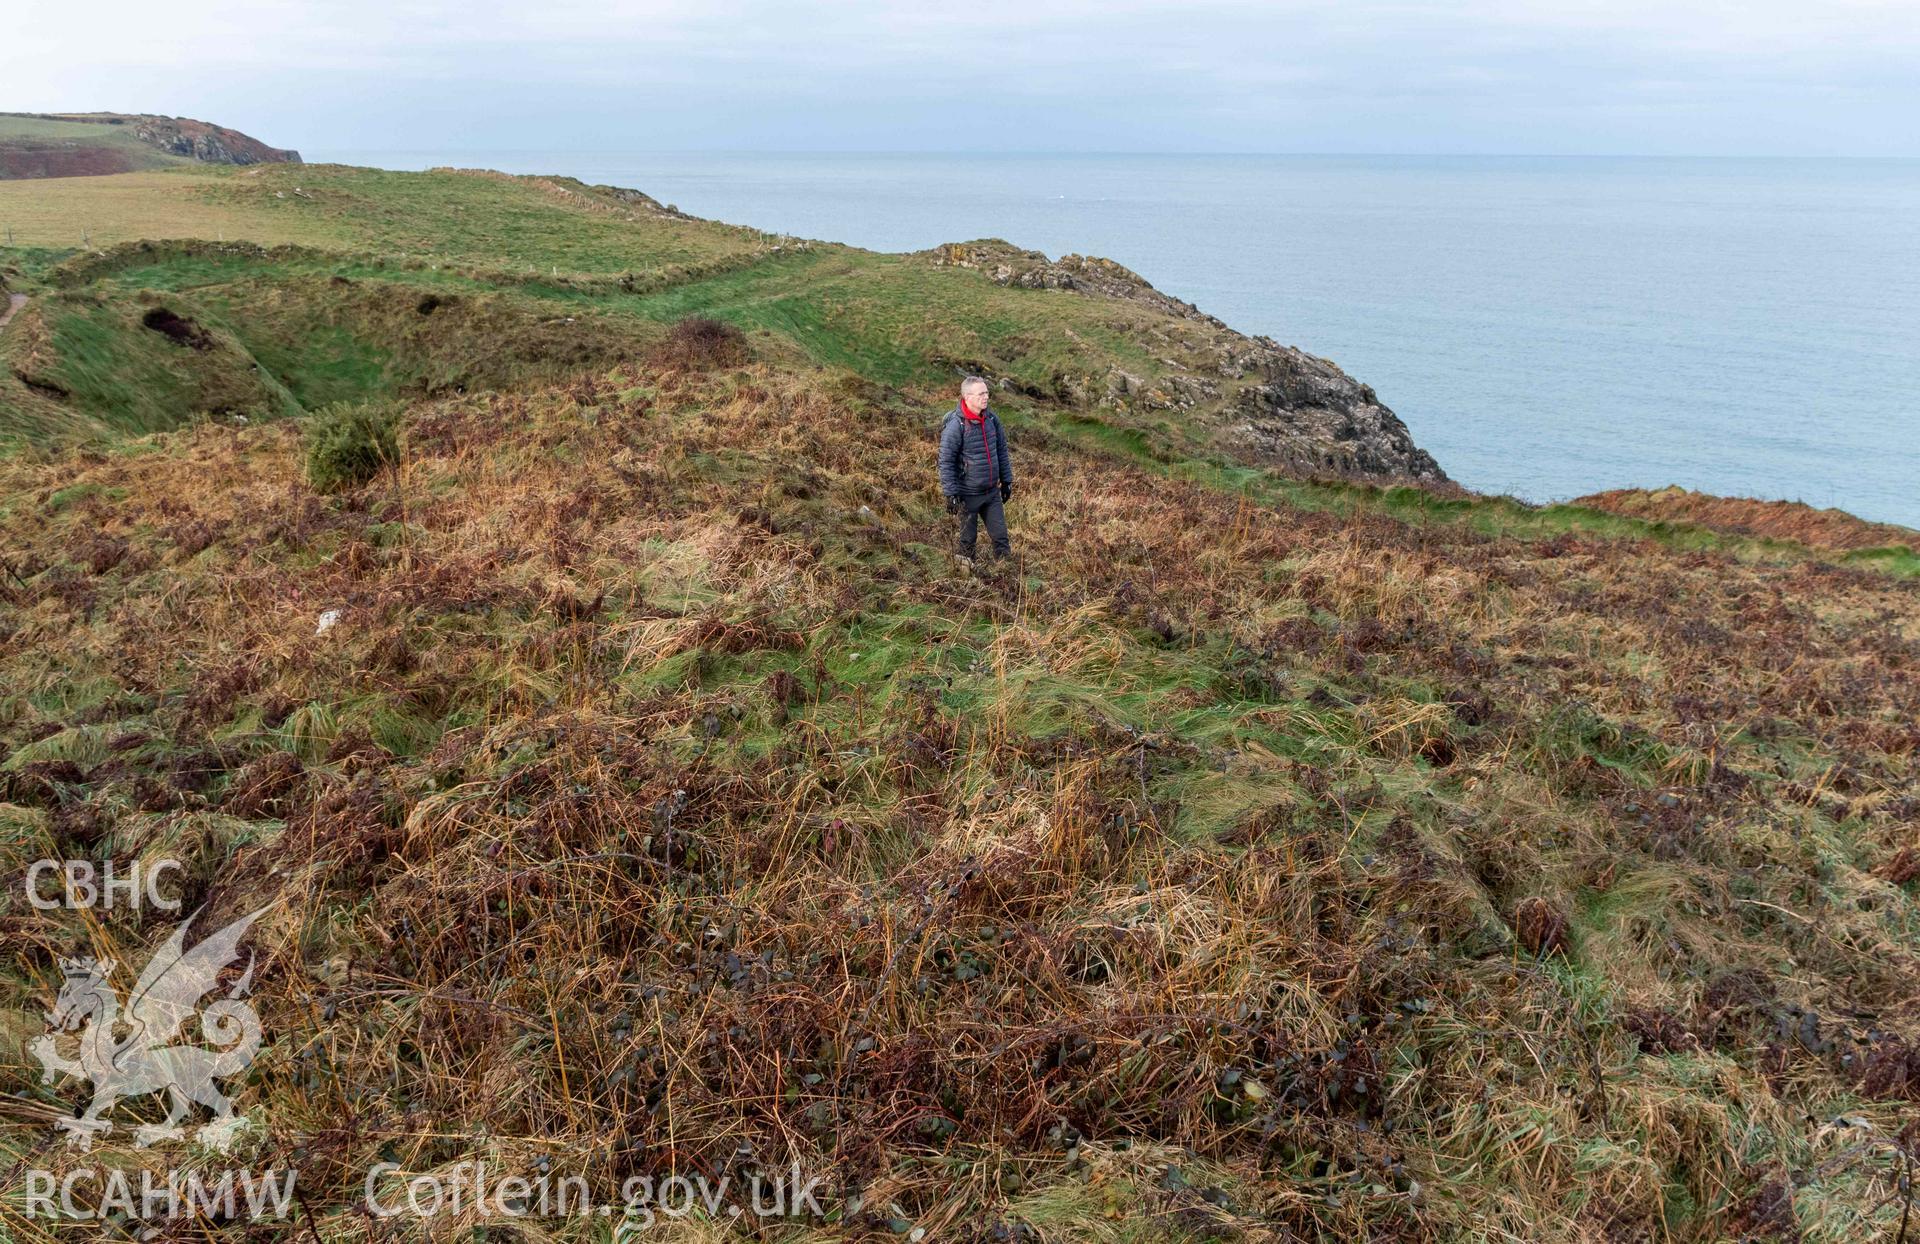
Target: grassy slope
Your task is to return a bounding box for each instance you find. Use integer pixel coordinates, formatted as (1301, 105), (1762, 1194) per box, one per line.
(0, 162), (790, 263)
(0, 163), (1916, 1242)
(1, 164), (1336, 477)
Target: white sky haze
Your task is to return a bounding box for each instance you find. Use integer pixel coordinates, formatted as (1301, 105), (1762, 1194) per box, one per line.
(5, 0), (1917, 154)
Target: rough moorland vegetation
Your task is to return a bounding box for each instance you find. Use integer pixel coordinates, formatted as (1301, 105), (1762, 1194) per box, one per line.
(0, 160), (1917, 1243)
(1575, 486), (1920, 554)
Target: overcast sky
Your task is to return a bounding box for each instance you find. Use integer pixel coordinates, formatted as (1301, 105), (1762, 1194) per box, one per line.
(7, 0), (1918, 155)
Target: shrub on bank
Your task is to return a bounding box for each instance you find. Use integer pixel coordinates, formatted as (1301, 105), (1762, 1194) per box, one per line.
(304, 399), (400, 492)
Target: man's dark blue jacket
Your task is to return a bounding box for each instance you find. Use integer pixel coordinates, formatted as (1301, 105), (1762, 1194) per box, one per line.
(938, 404), (1013, 499)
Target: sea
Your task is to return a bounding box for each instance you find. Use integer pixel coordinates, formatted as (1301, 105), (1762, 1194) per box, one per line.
(309, 151), (1920, 531)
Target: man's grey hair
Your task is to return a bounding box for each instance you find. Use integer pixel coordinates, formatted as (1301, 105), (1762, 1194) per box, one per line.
(960, 375), (990, 394)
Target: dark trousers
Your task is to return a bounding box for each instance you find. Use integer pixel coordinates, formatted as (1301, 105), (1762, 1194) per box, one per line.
(955, 492), (1011, 559)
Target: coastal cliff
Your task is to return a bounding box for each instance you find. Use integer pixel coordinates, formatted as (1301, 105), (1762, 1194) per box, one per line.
(0, 111), (300, 180)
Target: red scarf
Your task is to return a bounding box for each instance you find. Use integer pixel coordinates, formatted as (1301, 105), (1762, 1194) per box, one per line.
(963, 399), (997, 487)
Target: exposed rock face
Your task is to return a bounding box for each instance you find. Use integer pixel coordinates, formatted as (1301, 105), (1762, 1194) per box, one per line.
(125, 115), (300, 166)
(1227, 337), (1446, 481)
(595, 183), (699, 220)
(924, 239), (1448, 484)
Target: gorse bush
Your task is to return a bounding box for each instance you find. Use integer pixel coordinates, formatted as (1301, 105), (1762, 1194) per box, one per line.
(304, 398), (400, 492)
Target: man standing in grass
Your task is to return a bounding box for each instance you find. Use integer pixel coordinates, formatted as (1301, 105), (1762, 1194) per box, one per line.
(938, 375), (1014, 563)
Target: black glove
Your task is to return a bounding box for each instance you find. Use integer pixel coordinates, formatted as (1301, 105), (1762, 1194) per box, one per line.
(999, 481), (1012, 502)
(945, 495), (963, 515)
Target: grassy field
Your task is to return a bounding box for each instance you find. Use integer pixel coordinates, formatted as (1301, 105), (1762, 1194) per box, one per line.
(0, 163), (768, 259)
(0, 169), (275, 249)
(0, 160), (1916, 1242)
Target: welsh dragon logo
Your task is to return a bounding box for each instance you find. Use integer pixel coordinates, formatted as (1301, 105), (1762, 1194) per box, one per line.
(30, 905), (270, 1152)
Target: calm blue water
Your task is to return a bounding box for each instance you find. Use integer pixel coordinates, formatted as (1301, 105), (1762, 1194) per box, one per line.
(312, 151), (1920, 530)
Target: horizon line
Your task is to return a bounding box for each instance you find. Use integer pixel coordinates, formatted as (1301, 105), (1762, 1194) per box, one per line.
(302, 147), (1920, 161)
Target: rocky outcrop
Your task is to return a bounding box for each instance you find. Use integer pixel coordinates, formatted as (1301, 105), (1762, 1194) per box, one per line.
(928, 240), (1222, 325)
(922, 239), (1448, 484)
(125, 115), (300, 166)
(594, 183), (700, 221)
(1226, 339), (1445, 481)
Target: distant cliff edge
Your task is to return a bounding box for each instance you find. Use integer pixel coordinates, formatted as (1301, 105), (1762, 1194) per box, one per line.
(0, 111), (300, 180)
